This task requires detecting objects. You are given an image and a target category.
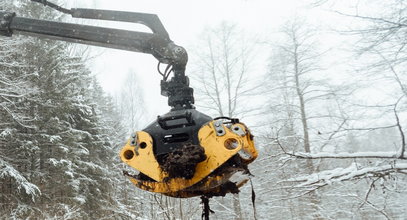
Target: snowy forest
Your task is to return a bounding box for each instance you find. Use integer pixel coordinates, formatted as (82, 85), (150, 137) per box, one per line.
(1, 0), (407, 219)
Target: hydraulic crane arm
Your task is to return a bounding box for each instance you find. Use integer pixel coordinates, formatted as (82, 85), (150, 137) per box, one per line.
(0, 7), (192, 109)
(0, 9), (187, 66)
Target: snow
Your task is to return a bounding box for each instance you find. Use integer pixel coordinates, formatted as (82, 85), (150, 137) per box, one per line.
(0, 128), (14, 137)
(287, 162), (407, 187)
(0, 159), (41, 200)
(294, 151), (402, 159)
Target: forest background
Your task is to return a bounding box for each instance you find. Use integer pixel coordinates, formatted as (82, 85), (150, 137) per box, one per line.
(1, 0), (407, 219)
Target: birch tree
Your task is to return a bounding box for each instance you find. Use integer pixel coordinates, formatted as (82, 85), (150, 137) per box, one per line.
(190, 22), (258, 220)
(117, 70), (145, 134)
(191, 22), (257, 119)
(258, 3), (407, 218)
(263, 18), (336, 218)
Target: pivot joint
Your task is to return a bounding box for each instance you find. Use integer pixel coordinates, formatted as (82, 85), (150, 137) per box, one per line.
(0, 12), (15, 37)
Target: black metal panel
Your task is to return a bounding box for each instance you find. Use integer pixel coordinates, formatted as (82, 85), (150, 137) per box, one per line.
(71, 8), (170, 39)
(0, 10), (187, 66)
(143, 109), (212, 156)
(6, 15), (158, 54)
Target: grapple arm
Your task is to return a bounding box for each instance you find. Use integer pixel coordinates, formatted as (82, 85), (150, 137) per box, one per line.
(0, 9), (187, 66)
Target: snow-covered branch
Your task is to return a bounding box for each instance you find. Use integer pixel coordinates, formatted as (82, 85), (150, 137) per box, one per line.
(275, 136), (407, 160)
(0, 159), (41, 200)
(283, 162), (407, 189)
(282, 151), (406, 160)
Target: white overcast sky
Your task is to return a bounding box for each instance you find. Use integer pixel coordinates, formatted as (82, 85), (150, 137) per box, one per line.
(62, 0), (354, 120)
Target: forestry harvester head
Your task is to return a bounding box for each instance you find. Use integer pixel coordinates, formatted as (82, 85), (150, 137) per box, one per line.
(120, 112), (258, 198)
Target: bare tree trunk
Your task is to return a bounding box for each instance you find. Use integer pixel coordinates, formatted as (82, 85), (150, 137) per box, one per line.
(208, 38), (224, 116)
(233, 194), (243, 220)
(292, 24), (321, 219)
(293, 42), (311, 155)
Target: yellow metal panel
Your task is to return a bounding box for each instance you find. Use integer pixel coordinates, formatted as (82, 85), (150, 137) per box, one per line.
(119, 131), (165, 182)
(120, 120), (258, 197)
(193, 122), (243, 180)
(234, 124), (258, 164)
(126, 121), (242, 192)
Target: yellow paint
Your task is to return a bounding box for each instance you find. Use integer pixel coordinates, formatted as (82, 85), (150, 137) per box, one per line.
(119, 120), (258, 197)
(119, 131), (165, 181)
(234, 124), (258, 164)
